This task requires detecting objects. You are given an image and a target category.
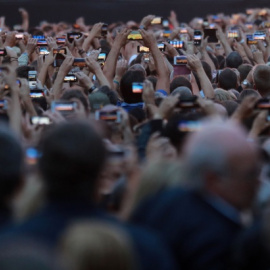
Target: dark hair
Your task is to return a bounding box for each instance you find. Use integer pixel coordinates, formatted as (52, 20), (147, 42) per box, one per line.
(128, 107), (146, 123)
(170, 76), (192, 93)
(120, 70), (145, 104)
(218, 69), (237, 90)
(61, 89), (89, 112)
(237, 64), (253, 82)
(216, 55), (225, 69)
(221, 100), (239, 116)
(239, 89), (261, 101)
(0, 125), (23, 207)
(31, 88), (48, 112)
(253, 65), (270, 97)
(99, 86), (118, 105)
(39, 122), (106, 201)
(225, 52), (243, 69)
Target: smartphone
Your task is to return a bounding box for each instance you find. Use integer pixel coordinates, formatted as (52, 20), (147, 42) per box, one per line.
(37, 39), (48, 46)
(215, 43), (222, 49)
(194, 30), (202, 46)
(39, 47), (50, 55)
(53, 48), (67, 55)
(30, 116), (51, 125)
(15, 33), (24, 40)
(137, 45), (150, 53)
(254, 31), (266, 41)
(212, 15), (221, 23)
(263, 22), (270, 28)
(127, 31), (143, 40)
(95, 110), (121, 123)
(169, 40), (183, 49)
(204, 28), (218, 43)
(25, 147), (41, 166)
(33, 35), (45, 39)
(157, 43), (166, 52)
(180, 28), (188, 34)
(162, 20), (169, 28)
(53, 54), (65, 67)
(178, 120), (202, 132)
(255, 99), (270, 109)
(174, 55), (188, 65)
(163, 30), (171, 38)
(67, 32), (83, 43)
(73, 58), (86, 67)
(227, 30), (239, 38)
(0, 48), (7, 56)
(51, 101), (77, 115)
(56, 37), (66, 45)
(143, 53), (150, 63)
(246, 34), (257, 45)
(203, 19), (209, 28)
(64, 74), (78, 82)
(97, 53), (107, 61)
(0, 100), (8, 110)
(177, 96), (198, 109)
(245, 22), (253, 30)
(30, 90), (45, 99)
(151, 17), (162, 25)
(28, 71), (37, 89)
(132, 82), (143, 94)
(101, 24), (108, 36)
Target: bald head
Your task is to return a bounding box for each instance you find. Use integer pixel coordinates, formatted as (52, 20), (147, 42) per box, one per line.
(183, 122), (260, 210)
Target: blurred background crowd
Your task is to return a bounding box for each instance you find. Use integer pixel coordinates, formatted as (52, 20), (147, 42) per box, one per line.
(0, 6), (270, 270)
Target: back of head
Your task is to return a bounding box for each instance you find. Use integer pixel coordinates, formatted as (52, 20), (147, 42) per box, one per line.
(39, 122), (106, 201)
(0, 124), (23, 207)
(89, 92), (110, 112)
(237, 64), (253, 82)
(218, 69), (237, 90)
(60, 221), (136, 270)
(221, 100), (238, 116)
(120, 70), (145, 104)
(253, 65), (270, 97)
(182, 122), (259, 209)
(226, 52), (243, 69)
(214, 88), (234, 102)
(171, 86), (192, 99)
(61, 89), (89, 112)
(170, 76), (192, 93)
(239, 89), (261, 101)
(99, 86), (118, 105)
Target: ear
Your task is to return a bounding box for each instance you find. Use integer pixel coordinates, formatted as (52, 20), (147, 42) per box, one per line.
(204, 171), (222, 194)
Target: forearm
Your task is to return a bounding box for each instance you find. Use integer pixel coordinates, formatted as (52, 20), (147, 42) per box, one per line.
(38, 63), (50, 86)
(10, 88), (22, 136)
(52, 71), (65, 99)
(21, 14), (29, 32)
(242, 43), (254, 63)
(201, 50), (215, 72)
(82, 34), (95, 52)
(220, 38), (233, 57)
(197, 68), (214, 99)
(150, 46), (170, 93)
(95, 68), (111, 87)
(103, 45), (120, 86)
(23, 98), (37, 117)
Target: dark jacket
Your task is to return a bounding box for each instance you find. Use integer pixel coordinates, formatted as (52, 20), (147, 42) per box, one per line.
(0, 200), (177, 270)
(131, 188), (243, 270)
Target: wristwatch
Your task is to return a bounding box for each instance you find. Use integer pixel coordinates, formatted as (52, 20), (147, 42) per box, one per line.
(242, 79), (252, 88)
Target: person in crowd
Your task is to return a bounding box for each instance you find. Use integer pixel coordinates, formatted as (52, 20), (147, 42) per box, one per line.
(0, 6), (270, 270)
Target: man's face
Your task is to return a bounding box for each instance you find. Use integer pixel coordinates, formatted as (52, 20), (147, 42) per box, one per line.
(217, 148), (260, 210)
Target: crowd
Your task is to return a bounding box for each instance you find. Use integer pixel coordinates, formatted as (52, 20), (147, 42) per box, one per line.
(1, 6), (270, 270)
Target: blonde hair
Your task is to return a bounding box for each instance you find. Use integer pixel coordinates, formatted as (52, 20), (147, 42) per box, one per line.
(214, 88), (235, 102)
(60, 221), (136, 270)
